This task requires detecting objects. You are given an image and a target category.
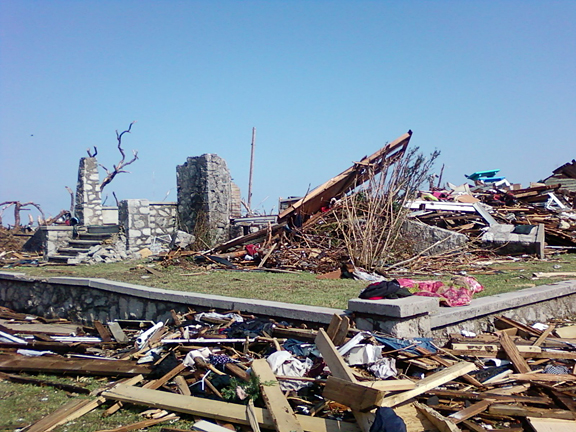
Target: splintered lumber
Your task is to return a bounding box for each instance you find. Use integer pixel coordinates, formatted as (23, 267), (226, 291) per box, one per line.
(426, 389), (551, 405)
(326, 313), (350, 346)
(533, 324), (556, 347)
(27, 396), (106, 432)
(315, 328), (374, 432)
(527, 417), (576, 432)
(94, 320), (113, 342)
(191, 420), (236, 432)
(251, 358), (304, 432)
(416, 346), (483, 388)
(102, 384), (361, 432)
(413, 402), (460, 432)
(362, 380), (416, 392)
(105, 363), (185, 416)
(95, 413), (179, 432)
(448, 400), (493, 424)
(378, 361), (477, 408)
(509, 373), (576, 382)
(278, 131), (411, 221)
(499, 332), (531, 374)
(0, 370), (90, 394)
(247, 399), (262, 432)
(323, 376), (384, 412)
(0, 355), (151, 376)
(489, 404), (575, 420)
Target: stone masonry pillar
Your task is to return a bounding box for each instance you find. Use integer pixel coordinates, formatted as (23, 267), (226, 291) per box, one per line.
(176, 154), (232, 246)
(118, 199), (151, 250)
(75, 157), (103, 225)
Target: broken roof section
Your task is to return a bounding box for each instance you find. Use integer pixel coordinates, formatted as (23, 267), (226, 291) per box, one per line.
(278, 131), (412, 223)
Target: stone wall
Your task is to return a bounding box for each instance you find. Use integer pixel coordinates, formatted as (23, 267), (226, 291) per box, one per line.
(177, 154), (232, 246)
(117, 200), (178, 251)
(75, 157), (103, 225)
(23, 226), (74, 259)
(0, 272), (340, 326)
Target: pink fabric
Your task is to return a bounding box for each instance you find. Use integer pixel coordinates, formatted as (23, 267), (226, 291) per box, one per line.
(397, 276), (484, 307)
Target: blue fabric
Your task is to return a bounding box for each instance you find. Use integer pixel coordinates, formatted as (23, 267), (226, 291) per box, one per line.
(373, 336), (437, 355)
(370, 407), (407, 432)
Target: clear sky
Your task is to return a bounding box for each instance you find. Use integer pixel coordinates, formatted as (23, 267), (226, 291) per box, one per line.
(1, 1), (575, 222)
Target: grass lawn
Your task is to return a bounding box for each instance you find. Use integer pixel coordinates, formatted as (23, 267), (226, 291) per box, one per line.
(3, 252), (576, 309)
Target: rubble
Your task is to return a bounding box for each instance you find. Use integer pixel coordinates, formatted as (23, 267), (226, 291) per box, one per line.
(2, 305), (576, 431)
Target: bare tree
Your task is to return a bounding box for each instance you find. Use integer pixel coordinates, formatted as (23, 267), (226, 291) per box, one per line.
(0, 201), (45, 229)
(96, 121), (139, 191)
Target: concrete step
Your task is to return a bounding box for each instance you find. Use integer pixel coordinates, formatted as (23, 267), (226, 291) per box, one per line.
(68, 239), (102, 246)
(47, 254), (77, 262)
(77, 233), (113, 241)
(57, 247), (91, 255)
(86, 225), (120, 235)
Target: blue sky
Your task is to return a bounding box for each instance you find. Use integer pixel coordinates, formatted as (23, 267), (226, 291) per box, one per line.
(1, 1), (575, 221)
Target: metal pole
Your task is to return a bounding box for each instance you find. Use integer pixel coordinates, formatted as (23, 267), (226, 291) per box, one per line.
(247, 127), (256, 214)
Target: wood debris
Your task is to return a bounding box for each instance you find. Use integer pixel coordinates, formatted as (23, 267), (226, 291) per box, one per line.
(1, 306), (576, 431)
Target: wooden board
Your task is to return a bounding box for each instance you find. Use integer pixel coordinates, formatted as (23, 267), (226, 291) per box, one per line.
(448, 400), (493, 424)
(323, 376), (383, 412)
(0, 355), (150, 376)
(489, 404), (575, 420)
(499, 332), (531, 374)
(315, 328), (374, 432)
(527, 417), (576, 432)
(251, 359), (304, 432)
(102, 384), (360, 432)
(378, 361), (477, 408)
(278, 132), (411, 221)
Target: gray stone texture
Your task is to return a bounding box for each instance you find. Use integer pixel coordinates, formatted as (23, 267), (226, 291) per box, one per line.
(401, 219), (468, 256)
(75, 157), (103, 225)
(177, 154), (232, 246)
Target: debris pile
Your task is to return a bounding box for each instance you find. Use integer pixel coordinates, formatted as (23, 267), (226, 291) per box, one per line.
(2, 305), (576, 431)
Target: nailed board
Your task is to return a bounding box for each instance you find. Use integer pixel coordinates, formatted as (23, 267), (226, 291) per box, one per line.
(102, 384), (360, 432)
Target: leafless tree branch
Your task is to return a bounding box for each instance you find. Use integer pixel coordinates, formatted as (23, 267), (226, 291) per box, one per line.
(100, 121), (139, 191)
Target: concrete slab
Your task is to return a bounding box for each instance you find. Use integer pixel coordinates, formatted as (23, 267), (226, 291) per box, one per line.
(348, 295), (439, 318)
(0, 272), (27, 280)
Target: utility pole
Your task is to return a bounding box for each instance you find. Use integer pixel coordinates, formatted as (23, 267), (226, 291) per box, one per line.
(247, 127), (256, 214)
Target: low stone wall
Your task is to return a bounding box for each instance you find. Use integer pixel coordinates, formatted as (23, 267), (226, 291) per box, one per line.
(1, 272), (575, 338)
(0, 272), (341, 326)
(23, 226), (74, 258)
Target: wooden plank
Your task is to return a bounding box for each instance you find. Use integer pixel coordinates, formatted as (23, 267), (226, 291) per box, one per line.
(173, 375), (191, 396)
(489, 404), (575, 420)
(413, 402), (460, 432)
(0, 370), (90, 394)
(362, 379), (416, 392)
(247, 399), (262, 432)
(333, 316), (350, 346)
(527, 417), (576, 432)
(323, 376), (384, 411)
(378, 361), (477, 408)
(416, 346), (484, 388)
(28, 396), (106, 432)
(510, 373), (576, 382)
(533, 324), (556, 347)
(446, 348), (576, 360)
(94, 320), (113, 342)
(108, 321), (129, 343)
(499, 332), (531, 374)
(102, 384), (361, 432)
(314, 328), (373, 432)
(451, 343), (541, 354)
(448, 400), (493, 424)
(251, 358), (304, 432)
(94, 413), (179, 432)
(326, 314), (343, 342)
(556, 325), (576, 339)
(426, 389), (551, 405)
(0, 355), (150, 376)
(278, 132), (411, 221)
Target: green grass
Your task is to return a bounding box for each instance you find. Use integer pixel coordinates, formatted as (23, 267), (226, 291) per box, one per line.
(4, 253), (576, 309)
(0, 374), (200, 432)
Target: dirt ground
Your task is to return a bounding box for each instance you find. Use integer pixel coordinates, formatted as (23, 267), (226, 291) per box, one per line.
(0, 227), (30, 253)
